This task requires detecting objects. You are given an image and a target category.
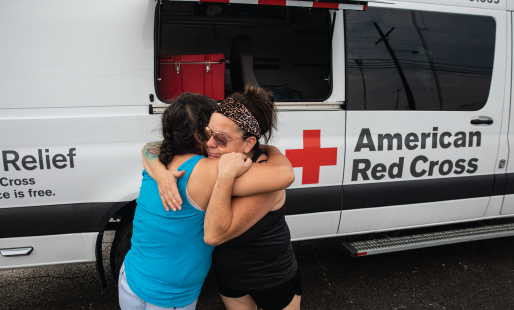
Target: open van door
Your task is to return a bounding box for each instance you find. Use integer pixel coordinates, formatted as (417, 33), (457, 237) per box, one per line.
(152, 0), (366, 240)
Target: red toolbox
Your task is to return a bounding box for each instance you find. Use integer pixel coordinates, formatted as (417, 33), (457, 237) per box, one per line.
(157, 54), (225, 101)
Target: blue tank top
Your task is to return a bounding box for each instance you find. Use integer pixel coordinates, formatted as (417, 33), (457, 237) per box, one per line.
(124, 155), (214, 308)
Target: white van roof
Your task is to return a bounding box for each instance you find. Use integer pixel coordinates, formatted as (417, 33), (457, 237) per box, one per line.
(369, 0), (507, 11)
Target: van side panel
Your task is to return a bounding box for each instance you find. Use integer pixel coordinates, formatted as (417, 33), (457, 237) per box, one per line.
(487, 9), (511, 218)
(274, 111), (345, 239)
(0, 0), (157, 270)
(501, 11), (514, 215)
(0, 114), (160, 208)
(0, 0), (155, 109)
(0, 233), (98, 270)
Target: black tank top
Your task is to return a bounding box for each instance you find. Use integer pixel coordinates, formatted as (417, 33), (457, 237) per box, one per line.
(211, 149), (298, 290)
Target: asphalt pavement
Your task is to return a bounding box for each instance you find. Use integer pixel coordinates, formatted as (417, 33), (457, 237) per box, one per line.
(2, 231), (514, 309)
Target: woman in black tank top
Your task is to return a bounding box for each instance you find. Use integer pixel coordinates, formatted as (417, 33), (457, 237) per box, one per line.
(211, 150), (297, 290)
(201, 87), (301, 310)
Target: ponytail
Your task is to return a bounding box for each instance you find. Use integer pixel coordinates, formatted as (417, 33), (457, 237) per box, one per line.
(230, 85), (277, 149)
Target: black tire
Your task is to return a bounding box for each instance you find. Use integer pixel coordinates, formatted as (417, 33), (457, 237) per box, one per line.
(110, 218), (133, 280)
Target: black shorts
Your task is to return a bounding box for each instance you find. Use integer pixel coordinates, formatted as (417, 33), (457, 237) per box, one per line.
(216, 269), (302, 310)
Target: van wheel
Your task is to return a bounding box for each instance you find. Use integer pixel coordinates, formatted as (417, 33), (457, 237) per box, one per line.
(110, 217), (133, 280)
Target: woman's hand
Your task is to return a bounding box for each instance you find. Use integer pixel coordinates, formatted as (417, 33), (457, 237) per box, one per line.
(156, 170), (185, 212)
(218, 153), (252, 179)
(142, 141), (185, 212)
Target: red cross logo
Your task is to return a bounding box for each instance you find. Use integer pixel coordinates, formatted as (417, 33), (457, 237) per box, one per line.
(285, 130), (338, 185)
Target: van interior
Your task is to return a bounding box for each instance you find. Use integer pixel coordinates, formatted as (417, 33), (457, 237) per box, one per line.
(155, 1), (332, 102)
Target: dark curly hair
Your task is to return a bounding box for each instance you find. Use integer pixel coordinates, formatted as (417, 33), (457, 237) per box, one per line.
(159, 92), (217, 168)
(230, 85), (277, 153)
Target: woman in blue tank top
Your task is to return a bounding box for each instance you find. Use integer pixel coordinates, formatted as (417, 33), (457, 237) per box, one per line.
(119, 92), (294, 310)
(144, 86), (301, 310)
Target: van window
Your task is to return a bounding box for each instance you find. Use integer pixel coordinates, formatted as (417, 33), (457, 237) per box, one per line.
(345, 8), (495, 111)
(155, 2), (332, 102)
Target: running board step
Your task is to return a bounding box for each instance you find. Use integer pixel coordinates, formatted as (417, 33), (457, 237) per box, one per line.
(342, 223), (514, 258)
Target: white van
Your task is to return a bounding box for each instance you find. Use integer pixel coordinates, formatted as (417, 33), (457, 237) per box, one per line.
(2, 0), (514, 286)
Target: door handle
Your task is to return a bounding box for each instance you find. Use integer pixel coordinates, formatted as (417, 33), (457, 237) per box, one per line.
(470, 117), (493, 125)
(0, 247), (33, 257)
(471, 119), (493, 125)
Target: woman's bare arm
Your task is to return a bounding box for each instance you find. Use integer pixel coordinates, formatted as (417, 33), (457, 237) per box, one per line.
(204, 151), (286, 246)
(194, 145), (294, 197)
(231, 145), (294, 196)
(142, 143), (294, 209)
(204, 191), (280, 246)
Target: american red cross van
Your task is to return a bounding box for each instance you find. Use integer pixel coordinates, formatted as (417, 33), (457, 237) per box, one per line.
(1, 0), (513, 285)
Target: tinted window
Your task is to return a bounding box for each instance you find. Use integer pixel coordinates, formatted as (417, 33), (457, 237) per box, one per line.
(157, 2), (331, 101)
(346, 8), (495, 111)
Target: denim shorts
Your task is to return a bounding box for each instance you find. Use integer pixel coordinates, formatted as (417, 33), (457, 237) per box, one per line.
(118, 262), (198, 310)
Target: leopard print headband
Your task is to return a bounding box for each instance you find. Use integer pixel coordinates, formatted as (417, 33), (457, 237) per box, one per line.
(215, 97), (262, 139)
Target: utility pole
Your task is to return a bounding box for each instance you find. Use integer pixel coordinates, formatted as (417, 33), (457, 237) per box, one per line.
(395, 88), (403, 110)
(411, 11), (443, 110)
(373, 22), (417, 110)
(354, 59), (367, 110)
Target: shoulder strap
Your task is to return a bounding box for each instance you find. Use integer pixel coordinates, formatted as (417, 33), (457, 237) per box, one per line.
(176, 155), (204, 192)
(251, 149), (263, 163)
(251, 148), (267, 163)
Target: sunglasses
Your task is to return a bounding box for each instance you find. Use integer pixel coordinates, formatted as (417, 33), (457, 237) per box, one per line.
(205, 126), (242, 148)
